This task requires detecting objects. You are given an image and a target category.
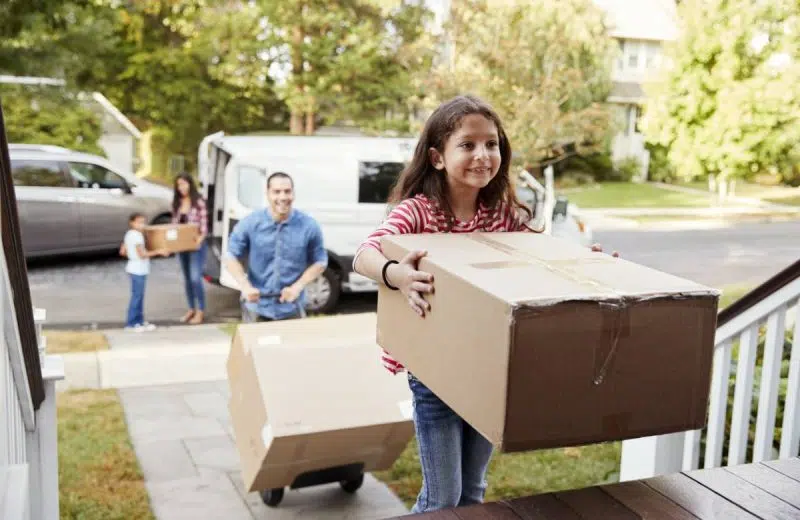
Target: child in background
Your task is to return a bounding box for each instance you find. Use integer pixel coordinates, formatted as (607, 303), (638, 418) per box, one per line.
(121, 213), (167, 331)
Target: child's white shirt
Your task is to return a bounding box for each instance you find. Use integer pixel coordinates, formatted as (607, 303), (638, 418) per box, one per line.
(124, 229), (150, 275)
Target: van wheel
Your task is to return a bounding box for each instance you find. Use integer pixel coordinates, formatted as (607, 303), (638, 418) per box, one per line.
(304, 267), (340, 314)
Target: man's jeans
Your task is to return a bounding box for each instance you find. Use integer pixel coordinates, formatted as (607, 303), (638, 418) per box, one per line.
(408, 373), (494, 513)
(178, 242), (207, 311)
(126, 274), (147, 327)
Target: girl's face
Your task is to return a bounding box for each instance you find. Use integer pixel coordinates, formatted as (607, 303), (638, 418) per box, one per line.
(176, 178), (190, 197)
(429, 114), (502, 195)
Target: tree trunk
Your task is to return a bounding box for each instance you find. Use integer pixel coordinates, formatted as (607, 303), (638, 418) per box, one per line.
(290, 23), (304, 135)
(305, 111), (315, 135)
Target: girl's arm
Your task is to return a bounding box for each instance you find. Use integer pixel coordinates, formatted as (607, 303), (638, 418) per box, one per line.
(353, 199), (434, 316)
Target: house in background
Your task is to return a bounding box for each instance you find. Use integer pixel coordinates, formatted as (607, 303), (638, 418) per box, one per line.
(594, 0), (680, 178)
(425, 0), (679, 179)
(87, 92), (142, 175)
(0, 76), (142, 175)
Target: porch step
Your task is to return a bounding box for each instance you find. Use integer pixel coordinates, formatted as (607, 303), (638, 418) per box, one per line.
(0, 464), (30, 520)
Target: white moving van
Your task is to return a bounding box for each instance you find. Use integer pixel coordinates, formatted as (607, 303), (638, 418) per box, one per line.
(198, 132), (592, 313)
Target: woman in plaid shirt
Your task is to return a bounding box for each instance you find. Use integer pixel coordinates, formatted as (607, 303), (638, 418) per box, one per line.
(172, 173), (209, 324)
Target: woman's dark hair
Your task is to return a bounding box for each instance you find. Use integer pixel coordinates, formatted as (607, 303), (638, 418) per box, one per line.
(172, 172), (201, 214)
(388, 94), (533, 228)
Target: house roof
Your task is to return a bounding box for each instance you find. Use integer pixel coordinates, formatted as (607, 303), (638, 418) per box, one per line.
(90, 92), (142, 139)
(608, 81), (646, 104)
(593, 0), (679, 42)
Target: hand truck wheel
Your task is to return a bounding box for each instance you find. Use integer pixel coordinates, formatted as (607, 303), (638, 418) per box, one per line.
(260, 487), (284, 507)
(340, 473), (364, 494)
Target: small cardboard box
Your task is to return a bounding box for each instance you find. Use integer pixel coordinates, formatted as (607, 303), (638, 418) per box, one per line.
(377, 232), (719, 453)
(144, 223), (199, 253)
(227, 315), (414, 492)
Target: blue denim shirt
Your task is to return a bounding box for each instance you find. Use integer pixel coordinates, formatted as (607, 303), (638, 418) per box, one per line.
(226, 209), (327, 319)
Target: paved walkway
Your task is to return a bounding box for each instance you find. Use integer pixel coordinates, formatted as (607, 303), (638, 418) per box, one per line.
(59, 321), (410, 520)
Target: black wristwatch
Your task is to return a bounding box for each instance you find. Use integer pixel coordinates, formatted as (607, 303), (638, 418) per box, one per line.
(382, 260), (399, 290)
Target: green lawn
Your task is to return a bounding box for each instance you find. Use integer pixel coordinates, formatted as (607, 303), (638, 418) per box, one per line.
(564, 182), (714, 208)
(376, 439), (620, 508)
(682, 181), (800, 206)
(58, 390), (154, 520)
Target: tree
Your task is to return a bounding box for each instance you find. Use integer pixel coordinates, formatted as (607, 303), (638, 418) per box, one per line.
(0, 84), (104, 155)
(258, 0), (435, 135)
(424, 0), (617, 168)
(641, 0), (800, 187)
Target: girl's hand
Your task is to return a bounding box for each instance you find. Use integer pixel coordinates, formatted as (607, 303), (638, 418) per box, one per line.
(591, 243), (620, 258)
(389, 250), (434, 317)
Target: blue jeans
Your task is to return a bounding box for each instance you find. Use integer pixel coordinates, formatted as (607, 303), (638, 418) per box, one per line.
(408, 373), (494, 513)
(178, 242), (207, 311)
(126, 274), (147, 327)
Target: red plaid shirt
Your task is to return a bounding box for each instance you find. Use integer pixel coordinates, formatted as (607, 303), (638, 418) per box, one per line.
(172, 198), (208, 237)
(354, 194), (532, 375)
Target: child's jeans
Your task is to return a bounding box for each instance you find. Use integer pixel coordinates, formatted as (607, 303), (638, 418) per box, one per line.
(408, 373), (494, 513)
(178, 242), (207, 311)
(126, 274), (147, 327)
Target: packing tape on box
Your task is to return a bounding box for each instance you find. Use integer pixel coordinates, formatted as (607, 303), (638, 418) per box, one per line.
(166, 229), (178, 240)
(469, 234), (630, 386)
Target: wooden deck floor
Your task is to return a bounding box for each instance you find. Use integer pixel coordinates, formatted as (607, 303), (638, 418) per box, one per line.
(389, 457), (800, 519)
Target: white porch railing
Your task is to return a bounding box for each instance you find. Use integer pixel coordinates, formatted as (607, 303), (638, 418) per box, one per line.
(1, 242), (64, 520)
(620, 276), (800, 480)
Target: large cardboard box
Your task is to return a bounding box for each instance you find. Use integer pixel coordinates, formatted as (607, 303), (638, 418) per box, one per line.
(377, 232), (719, 453)
(144, 223), (199, 253)
(227, 315), (414, 492)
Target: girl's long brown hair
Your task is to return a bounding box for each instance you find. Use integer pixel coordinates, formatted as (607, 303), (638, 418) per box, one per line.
(389, 94), (533, 228)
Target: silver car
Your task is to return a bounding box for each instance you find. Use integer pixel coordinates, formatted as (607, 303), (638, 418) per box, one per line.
(9, 144), (174, 258)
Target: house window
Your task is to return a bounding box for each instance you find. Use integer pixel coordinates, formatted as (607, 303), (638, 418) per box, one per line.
(626, 41), (640, 69)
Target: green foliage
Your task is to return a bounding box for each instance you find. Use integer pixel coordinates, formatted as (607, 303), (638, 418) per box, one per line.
(425, 0), (617, 168)
(645, 144), (678, 183)
(612, 157), (641, 183)
(642, 0), (800, 182)
(0, 84), (104, 155)
(257, 0), (434, 134)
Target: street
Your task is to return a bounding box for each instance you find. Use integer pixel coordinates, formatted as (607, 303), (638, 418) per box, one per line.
(28, 220), (800, 329)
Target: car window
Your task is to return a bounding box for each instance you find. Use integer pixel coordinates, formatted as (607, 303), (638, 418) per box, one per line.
(68, 162), (128, 190)
(358, 161), (405, 203)
(10, 160), (70, 187)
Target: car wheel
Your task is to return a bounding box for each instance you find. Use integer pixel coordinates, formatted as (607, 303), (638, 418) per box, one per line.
(304, 267), (341, 314)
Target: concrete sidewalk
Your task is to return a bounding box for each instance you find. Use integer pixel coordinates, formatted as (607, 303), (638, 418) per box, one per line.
(59, 322), (410, 520)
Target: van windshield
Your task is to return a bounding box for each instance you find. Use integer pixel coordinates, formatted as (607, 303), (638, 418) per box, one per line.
(238, 165), (265, 209)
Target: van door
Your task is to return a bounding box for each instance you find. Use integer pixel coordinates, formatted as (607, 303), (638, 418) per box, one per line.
(202, 143), (231, 284)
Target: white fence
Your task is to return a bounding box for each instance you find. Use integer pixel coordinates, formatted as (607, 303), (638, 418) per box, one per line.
(621, 277), (800, 480)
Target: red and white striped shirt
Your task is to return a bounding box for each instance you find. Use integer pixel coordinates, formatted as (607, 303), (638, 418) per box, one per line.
(354, 194), (532, 375)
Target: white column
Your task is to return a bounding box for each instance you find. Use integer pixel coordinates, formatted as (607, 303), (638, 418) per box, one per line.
(26, 355), (64, 520)
(619, 432), (686, 481)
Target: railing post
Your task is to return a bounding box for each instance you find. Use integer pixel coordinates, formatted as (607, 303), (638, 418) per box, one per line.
(619, 432), (686, 481)
(26, 355), (64, 520)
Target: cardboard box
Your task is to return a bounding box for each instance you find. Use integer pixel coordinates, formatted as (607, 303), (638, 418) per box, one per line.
(227, 314), (414, 492)
(377, 232), (719, 453)
(144, 223), (199, 253)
